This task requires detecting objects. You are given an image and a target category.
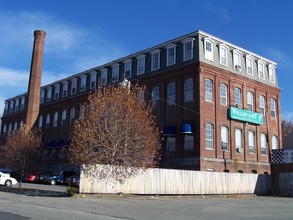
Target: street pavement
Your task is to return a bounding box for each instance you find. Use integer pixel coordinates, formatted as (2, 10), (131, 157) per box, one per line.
(0, 187), (293, 220)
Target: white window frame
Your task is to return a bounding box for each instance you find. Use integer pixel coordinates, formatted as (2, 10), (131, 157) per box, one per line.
(220, 83), (228, 106)
(167, 83), (176, 106)
(205, 78), (213, 102)
(221, 126), (229, 151)
(261, 133), (267, 155)
(123, 59), (132, 79)
(235, 129), (242, 149)
(61, 110), (67, 126)
(13, 122), (17, 130)
(268, 64), (276, 83)
(53, 112), (58, 128)
(14, 98), (19, 112)
(136, 54), (146, 75)
(70, 107), (75, 125)
(38, 115), (43, 128)
(45, 114), (50, 128)
(151, 49), (161, 71)
(80, 75), (87, 92)
(248, 131), (255, 154)
(258, 60), (266, 80)
(4, 102), (8, 114)
(270, 98), (276, 117)
(9, 100), (14, 113)
(166, 136), (176, 151)
(233, 49), (242, 70)
(247, 91), (254, 111)
(90, 71), (97, 89)
(272, 135), (278, 150)
(100, 68), (108, 86)
(46, 87), (52, 102)
(259, 95), (266, 115)
(111, 64), (120, 82)
(3, 124), (6, 133)
(54, 84), (60, 100)
(234, 87), (241, 105)
(219, 44), (228, 66)
(71, 78), (77, 95)
(246, 55), (254, 75)
(8, 123), (12, 131)
(166, 44), (176, 66)
(62, 81), (68, 97)
(20, 96), (25, 110)
(184, 78), (193, 102)
(79, 106), (85, 119)
(184, 135), (194, 150)
(205, 123), (214, 149)
(204, 38), (214, 61)
(182, 38), (194, 61)
(151, 86), (160, 107)
(40, 89), (45, 104)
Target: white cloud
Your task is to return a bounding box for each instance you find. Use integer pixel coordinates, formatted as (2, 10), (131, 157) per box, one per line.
(0, 68), (29, 87)
(282, 111), (293, 121)
(264, 48), (293, 70)
(0, 96), (5, 118)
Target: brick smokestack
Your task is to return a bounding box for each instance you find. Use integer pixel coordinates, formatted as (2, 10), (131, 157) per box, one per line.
(25, 30), (46, 128)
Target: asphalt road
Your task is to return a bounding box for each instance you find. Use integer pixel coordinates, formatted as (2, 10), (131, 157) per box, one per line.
(0, 189), (293, 220)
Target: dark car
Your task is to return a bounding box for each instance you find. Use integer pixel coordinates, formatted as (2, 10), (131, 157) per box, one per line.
(65, 175), (80, 187)
(45, 171), (76, 185)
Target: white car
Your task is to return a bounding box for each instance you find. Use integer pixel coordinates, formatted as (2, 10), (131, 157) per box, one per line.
(0, 171), (18, 187)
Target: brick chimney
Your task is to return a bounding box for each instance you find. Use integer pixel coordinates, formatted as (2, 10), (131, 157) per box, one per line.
(25, 30), (46, 128)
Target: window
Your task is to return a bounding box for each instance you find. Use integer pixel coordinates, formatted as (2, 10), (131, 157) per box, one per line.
(8, 123), (12, 131)
(270, 98), (276, 117)
(220, 83), (228, 106)
(13, 122), (17, 130)
(166, 44), (176, 66)
(111, 64), (119, 82)
(205, 123), (214, 149)
(234, 88), (241, 105)
(70, 107), (75, 125)
(124, 59), (132, 79)
(54, 84), (60, 99)
(247, 91), (254, 111)
(219, 44), (228, 66)
(259, 95), (265, 115)
(53, 112), (58, 127)
(40, 89), (45, 104)
(9, 100), (14, 113)
(20, 96), (25, 110)
(184, 135), (194, 150)
(71, 78), (77, 94)
(137, 55), (145, 75)
(3, 124), (6, 133)
(101, 69), (108, 86)
(261, 133), (267, 155)
(258, 60), (265, 80)
(248, 131), (255, 154)
(50, 149), (55, 159)
(246, 55), (254, 75)
(79, 106), (85, 118)
(233, 49), (242, 70)
(235, 129), (242, 149)
(151, 50), (160, 71)
(221, 126), (228, 151)
(45, 114), (50, 128)
(61, 110), (66, 126)
(166, 137), (176, 151)
(15, 99), (19, 111)
(272, 135), (278, 150)
(90, 71), (97, 89)
(205, 79), (213, 102)
(46, 87), (52, 101)
(167, 83), (176, 106)
(268, 64), (276, 83)
(62, 81), (68, 97)
(204, 38), (214, 61)
(184, 78), (193, 102)
(80, 75), (87, 92)
(38, 115), (43, 128)
(182, 38), (193, 61)
(4, 102), (8, 114)
(151, 87), (160, 107)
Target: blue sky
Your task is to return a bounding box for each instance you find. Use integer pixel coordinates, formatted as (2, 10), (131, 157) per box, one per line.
(1, 0), (293, 120)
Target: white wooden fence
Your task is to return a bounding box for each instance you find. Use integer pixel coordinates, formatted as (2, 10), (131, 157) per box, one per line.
(79, 166), (271, 195)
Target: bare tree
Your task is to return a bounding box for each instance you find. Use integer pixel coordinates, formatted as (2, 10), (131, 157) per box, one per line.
(70, 84), (161, 182)
(282, 119), (293, 138)
(3, 125), (42, 187)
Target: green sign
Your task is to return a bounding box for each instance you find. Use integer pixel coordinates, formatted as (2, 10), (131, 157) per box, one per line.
(228, 107), (263, 125)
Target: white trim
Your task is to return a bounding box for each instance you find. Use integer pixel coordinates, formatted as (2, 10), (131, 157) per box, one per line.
(219, 43), (229, 66)
(257, 59), (266, 80)
(136, 54), (146, 75)
(182, 38), (194, 61)
(233, 49), (242, 70)
(165, 44), (177, 66)
(204, 37), (214, 61)
(150, 49), (161, 71)
(245, 54), (254, 75)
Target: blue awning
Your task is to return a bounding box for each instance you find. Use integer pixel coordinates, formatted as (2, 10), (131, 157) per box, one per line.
(181, 123), (193, 134)
(163, 126), (176, 136)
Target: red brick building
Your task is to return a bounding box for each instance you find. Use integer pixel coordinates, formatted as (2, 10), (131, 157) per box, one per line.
(1, 30), (282, 174)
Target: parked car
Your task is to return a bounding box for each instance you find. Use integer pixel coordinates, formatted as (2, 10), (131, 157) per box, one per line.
(65, 175), (80, 187)
(45, 171), (76, 185)
(0, 171), (18, 187)
(24, 173), (38, 183)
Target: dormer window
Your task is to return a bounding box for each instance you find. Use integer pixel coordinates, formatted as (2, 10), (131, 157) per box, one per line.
(268, 64), (276, 83)
(219, 44), (228, 66)
(15, 99), (19, 111)
(20, 96), (25, 110)
(136, 55), (146, 75)
(245, 55), (254, 75)
(258, 60), (265, 80)
(182, 38), (194, 61)
(204, 38), (214, 61)
(9, 100), (14, 113)
(151, 50), (160, 71)
(166, 44), (176, 66)
(233, 49), (242, 71)
(80, 75), (87, 92)
(71, 78), (77, 95)
(111, 64), (119, 82)
(46, 87), (52, 102)
(54, 84), (60, 99)
(90, 71), (97, 89)
(62, 81), (68, 97)
(101, 68), (108, 86)
(40, 89), (45, 104)
(4, 102), (8, 114)
(123, 59), (132, 79)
